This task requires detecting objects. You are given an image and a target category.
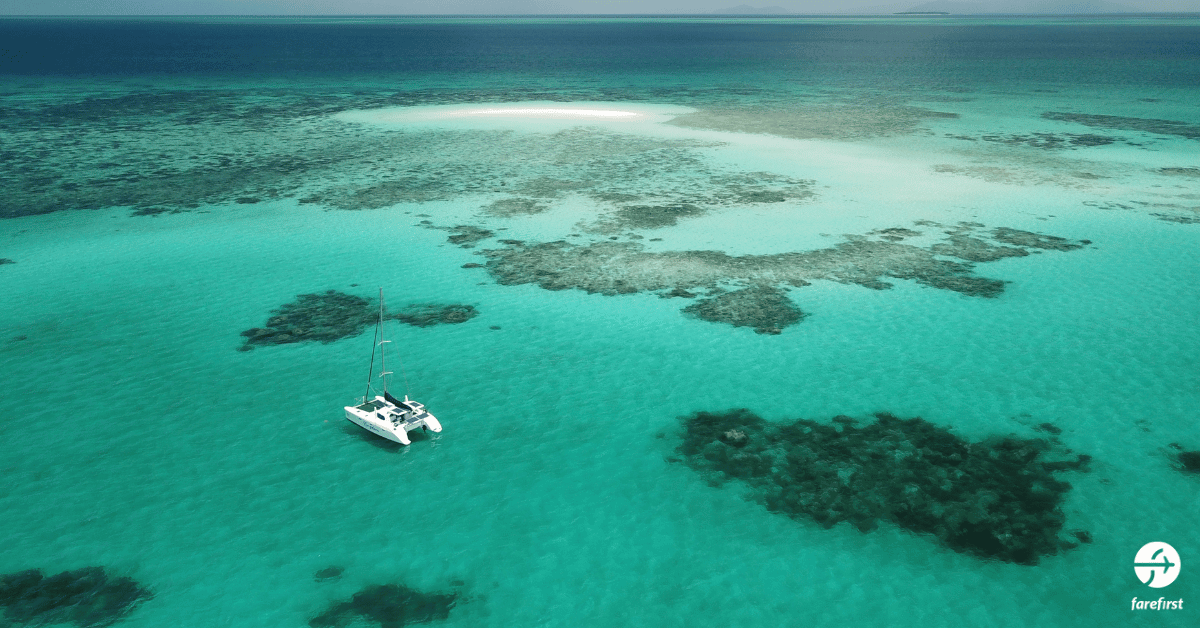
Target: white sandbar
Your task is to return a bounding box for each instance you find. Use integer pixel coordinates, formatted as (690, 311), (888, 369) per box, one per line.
(335, 101), (695, 128)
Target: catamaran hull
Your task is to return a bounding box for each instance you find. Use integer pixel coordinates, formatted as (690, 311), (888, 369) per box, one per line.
(343, 398), (441, 445)
(344, 408), (410, 444)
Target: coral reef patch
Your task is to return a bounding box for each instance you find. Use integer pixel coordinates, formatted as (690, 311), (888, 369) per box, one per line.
(482, 196), (548, 217)
(976, 132), (1120, 149)
(479, 222), (1087, 333)
(990, 227), (1087, 251)
(682, 286), (805, 334)
(444, 225), (495, 248)
(309, 583), (457, 628)
(667, 102), (960, 141)
(0, 567), (152, 627)
(313, 567), (344, 582)
(392, 304), (478, 327)
(1179, 451), (1200, 473)
(1158, 167), (1200, 178)
(1083, 198), (1200, 225)
(240, 291), (376, 350)
(1042, 112), (1200, 140)
(0, 258), (13, 265)
(674, 409), (1091, 564)
(240, 292), (479, 350)
(1168, 444), (1200, 474)
(0, 90), (817, 222)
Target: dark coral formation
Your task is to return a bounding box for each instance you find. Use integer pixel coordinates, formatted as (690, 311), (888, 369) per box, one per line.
(1168, 444), (1200, 474)
(675, 409), (1091, 564)
(991, 227), (1087, 251)
(1158, 167), (1200, 178)
(1042, 112), (1200, 140)
(240, 291), (376, 350)
(1154, 213), (1200, 224)
(392, 304), (478, 328)
(479, 222), (1087, 332)
(313, 567), (344, 582)
(614, 203), (706, 229)
(240, 292), (478, 349)
(977, 132), (1119, 149)
(930, 234), (1028, 263)
(482, 197), (548, 216)
(1084, 198), (1200, 225)
(1179, 451), (1200, 473)
(1034, 422), (1063, 435)
(0, 567), (152, 627)
(590, 171), (813, 232)
(682, 286), (805, 334)
(443, 225), (494, 248)
(309, 583), (457, 628)
(869, 227), (921, 242)
(0, 258), (13, 265)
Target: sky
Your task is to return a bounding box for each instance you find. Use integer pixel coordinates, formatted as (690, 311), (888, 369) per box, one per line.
(0, 0), (1197, 15)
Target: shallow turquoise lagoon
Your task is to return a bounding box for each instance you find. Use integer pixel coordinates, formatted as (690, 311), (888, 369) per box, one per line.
(1, 17), (1198, 628)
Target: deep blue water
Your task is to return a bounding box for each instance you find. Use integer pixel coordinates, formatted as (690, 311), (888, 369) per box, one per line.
(3, 17), (1200, 89)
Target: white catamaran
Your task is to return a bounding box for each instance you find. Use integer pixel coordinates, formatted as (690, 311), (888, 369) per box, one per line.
(343, 289), (442, 445)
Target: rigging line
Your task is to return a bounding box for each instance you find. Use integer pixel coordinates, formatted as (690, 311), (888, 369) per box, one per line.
(387, 290), (412, 398)
(396, 345), (412, 400)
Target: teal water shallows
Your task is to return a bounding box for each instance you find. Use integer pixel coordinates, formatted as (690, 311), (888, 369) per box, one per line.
(1, 16), (1198, 628)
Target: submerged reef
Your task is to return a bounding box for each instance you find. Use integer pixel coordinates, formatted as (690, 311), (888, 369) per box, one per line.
(1083, 198), (1200, 225)
(0, 90), (814, 222)
(1158, 167), (1200, 178)
(1167, 444), (1200, 475)
(313, 567), (344, 582)
(0, 567), (152, 627)
(682, 286), (805, 334)
(675, 410), (1091, 564)
(443, 225), (495, 248)
(309, 583), (457, 628)
(1179, 451), (1200, 474)
(1042, 112), (1200, 140)
(667, 102), (960, 141)
(975, 132), (1120, 149)
(0, 258), (13, 265)
(240, 291), (376, 349)
(482, 196), (549, 217)
(392, 304), (478, 328)
(480, 222), (1088, 333)
(240, 291), (478, 350)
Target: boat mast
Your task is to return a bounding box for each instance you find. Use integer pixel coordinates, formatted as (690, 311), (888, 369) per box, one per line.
(363, 307), (379, 403)
(379, 288), (392, 396)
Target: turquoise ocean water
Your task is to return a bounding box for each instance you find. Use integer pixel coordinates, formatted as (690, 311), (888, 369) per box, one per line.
(1, 16), (1198, 627)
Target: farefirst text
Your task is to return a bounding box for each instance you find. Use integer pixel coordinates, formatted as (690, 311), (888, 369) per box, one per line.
(1132, 597), (1184, 610)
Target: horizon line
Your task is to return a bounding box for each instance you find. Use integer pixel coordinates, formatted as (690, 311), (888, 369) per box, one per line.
(3, 12), (1199, 17)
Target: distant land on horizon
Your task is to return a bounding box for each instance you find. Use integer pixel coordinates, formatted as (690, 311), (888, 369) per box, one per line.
(713, 1), (1166, 13)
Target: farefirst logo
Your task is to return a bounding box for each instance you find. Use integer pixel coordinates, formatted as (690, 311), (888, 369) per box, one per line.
(1135, 542), (1182, 588)
(1131, 542), (1184, 612)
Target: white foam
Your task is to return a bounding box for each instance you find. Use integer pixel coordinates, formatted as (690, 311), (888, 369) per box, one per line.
(455, 107), (644, 119)
(336, 101), (695, 129)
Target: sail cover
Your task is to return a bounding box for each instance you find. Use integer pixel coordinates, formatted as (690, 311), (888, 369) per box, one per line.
(384, 391), (405, 407)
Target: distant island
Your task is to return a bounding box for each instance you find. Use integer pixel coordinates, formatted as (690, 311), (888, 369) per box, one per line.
(894, 1), (1135, 14)
(712, 5), (794, 14)
(712, 2), (1144, 17)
